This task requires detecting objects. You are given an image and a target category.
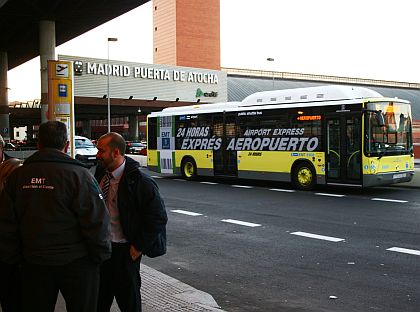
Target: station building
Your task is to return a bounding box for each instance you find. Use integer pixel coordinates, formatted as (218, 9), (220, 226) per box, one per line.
(56, 54), (227, 140)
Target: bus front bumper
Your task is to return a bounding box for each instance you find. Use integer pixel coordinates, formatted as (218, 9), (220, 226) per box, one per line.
(363, 170), (414, 187)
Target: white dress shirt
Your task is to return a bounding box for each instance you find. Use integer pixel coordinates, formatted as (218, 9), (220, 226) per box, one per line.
(100, 160), (127, 243)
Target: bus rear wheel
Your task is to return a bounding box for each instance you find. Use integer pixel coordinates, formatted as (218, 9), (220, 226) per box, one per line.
(292, 163), (316, 191)
(181, 158), (197, 180)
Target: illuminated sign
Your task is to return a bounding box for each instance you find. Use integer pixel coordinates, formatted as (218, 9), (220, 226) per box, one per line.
(297, 115), (321, 121)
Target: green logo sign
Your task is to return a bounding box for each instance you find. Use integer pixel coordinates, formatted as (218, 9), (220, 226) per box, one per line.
(196, 88), (218, 98)
(196, 88), (204, 97)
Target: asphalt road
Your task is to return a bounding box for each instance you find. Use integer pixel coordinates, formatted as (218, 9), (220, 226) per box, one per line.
(142, 169), (420, 312)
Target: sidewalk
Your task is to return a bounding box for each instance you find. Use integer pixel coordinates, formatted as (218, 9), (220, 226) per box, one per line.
(54, 264), (225, 312)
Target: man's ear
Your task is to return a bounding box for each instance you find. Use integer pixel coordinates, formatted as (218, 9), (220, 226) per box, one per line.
(113, 147), (121, 158)
(64, 141), (70, 154)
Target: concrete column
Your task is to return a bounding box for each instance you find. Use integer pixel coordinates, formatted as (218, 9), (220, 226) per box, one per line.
(138, 115), (147, 140)
(82, 120), (92, 138)
(0, 51), (10, 141)
(26, 125), (33, 141)
(128, 115), (139, 141)
(39, 20), (56, 123)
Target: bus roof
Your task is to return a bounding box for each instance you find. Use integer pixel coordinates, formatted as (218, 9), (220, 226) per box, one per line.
(241, 85), (383, 106)
(150, 85), (409, 117)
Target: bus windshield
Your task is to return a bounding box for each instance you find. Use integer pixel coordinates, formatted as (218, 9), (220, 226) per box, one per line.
(365, 101), (413, 157)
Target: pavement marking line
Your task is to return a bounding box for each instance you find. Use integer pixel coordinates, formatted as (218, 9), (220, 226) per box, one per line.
(221, 219), (261, 227)
(315, 193), (345, 198)
(170, 209), (203, 216)
(387, 247), (420, 256)
(150, 175), (162, 179)
(200, 181), (218, 185)
(371, 198), (408, 203)
(290, 231), (345, 242)
(173, 179), (186, 182)
(269, 188), (296, 193)
(232, 185), (253, 189)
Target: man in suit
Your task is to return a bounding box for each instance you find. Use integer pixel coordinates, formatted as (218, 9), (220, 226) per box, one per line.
(95, 132), (167, 312)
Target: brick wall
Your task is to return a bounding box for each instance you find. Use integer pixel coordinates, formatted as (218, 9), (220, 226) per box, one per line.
(153, 0), (220, 70)
(153, 0), (177, 65)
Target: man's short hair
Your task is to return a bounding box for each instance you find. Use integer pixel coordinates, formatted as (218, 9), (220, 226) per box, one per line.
(38, 121), (68, 150)
(0, 134), (4, 148)
(99, 132), (126, 156)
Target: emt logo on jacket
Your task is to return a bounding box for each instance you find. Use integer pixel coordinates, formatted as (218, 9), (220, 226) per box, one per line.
(22, 177), (54, 190)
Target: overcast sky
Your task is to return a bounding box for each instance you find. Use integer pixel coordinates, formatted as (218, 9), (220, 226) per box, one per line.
(7, 0), (420, 102)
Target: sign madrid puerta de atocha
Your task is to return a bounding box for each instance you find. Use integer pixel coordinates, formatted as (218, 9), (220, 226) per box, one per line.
(59, 55), (227, 103)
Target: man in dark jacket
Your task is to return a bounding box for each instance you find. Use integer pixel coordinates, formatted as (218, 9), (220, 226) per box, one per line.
(0, 121), (111, 312)
(95, 132), (167, 312)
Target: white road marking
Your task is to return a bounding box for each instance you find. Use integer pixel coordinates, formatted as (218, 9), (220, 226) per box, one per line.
(269, 188), (296, 193)
(290, 231), (345, 242)
(387, 247), (420, 256)
(171, 210), (203, 216)
(315, 193), (345, 198)
(200, 181), (218, 185)
(371, 198), (408, 203)
(150, 176), (162, 179)
(173, 179), (186, 182)
(221, 219), (261, 227)
(232, 185), (253, 189)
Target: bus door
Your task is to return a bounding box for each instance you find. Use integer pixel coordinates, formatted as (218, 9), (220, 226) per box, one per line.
(213, 113), (238, 177)
(325, 113), (362, 184)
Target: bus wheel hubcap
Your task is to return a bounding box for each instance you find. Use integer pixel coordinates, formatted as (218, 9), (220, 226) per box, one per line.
(298, 168), (312, 186)
(185, 163), (193, 177)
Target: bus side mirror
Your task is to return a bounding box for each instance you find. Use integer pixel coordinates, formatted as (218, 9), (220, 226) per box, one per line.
(375, 111), (385, 127)
(409, 146), (414, 156)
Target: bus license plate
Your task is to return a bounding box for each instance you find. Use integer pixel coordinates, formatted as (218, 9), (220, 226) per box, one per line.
(393, 173), (406, 179)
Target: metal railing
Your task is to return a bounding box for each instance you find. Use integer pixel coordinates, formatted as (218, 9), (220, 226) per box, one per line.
(222, 67), (420, 89)
(9, 99), (41, 109)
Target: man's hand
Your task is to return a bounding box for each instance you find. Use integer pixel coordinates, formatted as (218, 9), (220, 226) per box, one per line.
(129, 244), (142, 261)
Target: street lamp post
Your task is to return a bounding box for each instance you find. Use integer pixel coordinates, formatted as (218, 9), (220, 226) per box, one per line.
(266, 57), (274, 90)
(107, 37), (118, 133)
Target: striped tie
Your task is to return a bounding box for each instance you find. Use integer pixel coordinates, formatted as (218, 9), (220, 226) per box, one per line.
(101, 172), (113, 202)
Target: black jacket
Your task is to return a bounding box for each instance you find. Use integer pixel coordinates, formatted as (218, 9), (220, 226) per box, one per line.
(0, 148), (111, 265)
(95, 156), (167, 258)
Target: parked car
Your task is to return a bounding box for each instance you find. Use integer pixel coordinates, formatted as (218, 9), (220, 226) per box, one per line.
(4, 142), (16, 151)
(74, 135), (98, 167)
(126, 141), (147, 155)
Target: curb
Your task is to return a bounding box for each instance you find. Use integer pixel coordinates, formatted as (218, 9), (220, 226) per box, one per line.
(141, 264), (225, 312)
(54, 264), (225, 312)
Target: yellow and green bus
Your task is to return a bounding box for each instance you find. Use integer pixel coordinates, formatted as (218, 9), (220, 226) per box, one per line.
(147, 85), (414, 190)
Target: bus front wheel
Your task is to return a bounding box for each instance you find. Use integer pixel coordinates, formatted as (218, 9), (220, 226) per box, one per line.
(292, 163), (316, 191)
(181, 158), (197, 180)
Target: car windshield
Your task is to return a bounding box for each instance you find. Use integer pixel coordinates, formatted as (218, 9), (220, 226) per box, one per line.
(365, 101), (413, 156)
(75, 139), (95, 148)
